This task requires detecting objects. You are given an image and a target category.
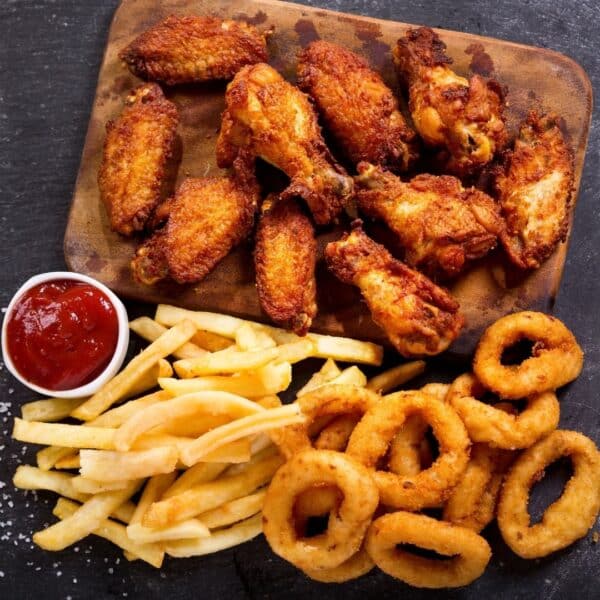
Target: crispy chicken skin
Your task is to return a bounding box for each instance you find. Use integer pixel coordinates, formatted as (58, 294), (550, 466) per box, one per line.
(355, 162), (505, 277)
(393, 27), (507, 177)
(216, 63), (353, 225)
(297, 40), (419, 172)
(325, 225), (464, 357)
(119, 15), (268, 85)
(495, 111), (573, 270)
(98, 83), (178, 236)
(132, 155), (259, 285)
(254, 197), (317, 335)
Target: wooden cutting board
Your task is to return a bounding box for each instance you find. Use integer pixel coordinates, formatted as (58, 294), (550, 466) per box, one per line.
(64, 0), (592, 357)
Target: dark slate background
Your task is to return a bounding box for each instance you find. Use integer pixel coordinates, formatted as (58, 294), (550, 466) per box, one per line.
(0, 1), (599, 598)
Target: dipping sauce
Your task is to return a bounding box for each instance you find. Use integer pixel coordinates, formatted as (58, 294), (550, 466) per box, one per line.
(5, 279), (119, 391)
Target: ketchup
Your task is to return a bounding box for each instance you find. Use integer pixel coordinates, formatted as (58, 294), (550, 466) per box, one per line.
(5, 280), (119, 391)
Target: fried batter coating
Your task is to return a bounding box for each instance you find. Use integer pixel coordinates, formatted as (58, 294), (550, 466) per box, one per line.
(98, 83), (178, 236)
(393, 27), (507, 177)
(132, 156), (259, 285)
(297, 40), (419, 172)
(325, 225), (464, 356)
(254, 197), (317, 335)
(216, 63), (353, 225)
(495, 111), (574, 270)
(119, 15), (268, 85)
(355, 162), (504, 277)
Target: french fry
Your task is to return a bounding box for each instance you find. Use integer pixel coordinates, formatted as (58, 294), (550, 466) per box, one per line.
(366, 361), (426, 393)
(173, 346), (279, 378)
(12, 466), (136, 523)
(54, 452), (80, 470)
(53, 498), (163, 568)
(296, 359), (342, 397)
(275, 339), (316, 364)
(152, 413), (232, 437)
(224, 445), (280, 477)
(180, 404), (304, 466)
(156, 304), (242, 338)
(159, 362), (292, 398)
(72, 320), (198, 421)
(325, 365), (367, 387)
(21, 397), (85, 422)
(125, 358), (173, 399)
(165, 513), (262, 557)
(163, 463), (228, 499)
(142, 453), (283, 528)
(198, 489), (266, 529)
(192, 329), (235, 352)
(114, 391), (264, 451)
(79, 447), (178, 482)
(310, 334), (383, 366)
(234, 323), (277, 350)
(37, 446), (78, 471)
(127, 520), (210, 544)
(13, 419), (116, 450)
(130, 473), (177, 525)
(71, 477), (131, 494)
(33, 480), (140, 550)
(129, 317), (207, 359)
(90, 390), (172, 429)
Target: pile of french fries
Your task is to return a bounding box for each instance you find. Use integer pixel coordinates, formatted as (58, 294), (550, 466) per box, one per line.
(11, 304), (424, 567)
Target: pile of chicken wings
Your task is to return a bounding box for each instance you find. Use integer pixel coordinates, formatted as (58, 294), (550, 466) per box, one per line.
(99, 15), (574, 357)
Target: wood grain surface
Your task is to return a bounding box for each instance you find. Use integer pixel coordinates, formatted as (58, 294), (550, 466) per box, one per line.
(63, 0), (592, 356)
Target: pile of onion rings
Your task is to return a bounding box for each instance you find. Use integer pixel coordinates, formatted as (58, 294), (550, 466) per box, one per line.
(261, 311), (600, 588)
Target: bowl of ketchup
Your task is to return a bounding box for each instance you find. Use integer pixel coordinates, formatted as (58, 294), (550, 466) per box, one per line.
(1, 272), (129, 398)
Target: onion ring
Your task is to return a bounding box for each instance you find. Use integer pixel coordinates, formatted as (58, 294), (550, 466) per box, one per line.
(387, 414), (430, 476)
(270, 384), (380, 459)
(387, 384), (449, 476)
(314, 414), (361, 452)
(473, 311), (583, 399)
(447, 373), (560, 449)
(443, 443), (514, 532)
(497, 429), (600, 558)
(365, 511), (491, 588)
(346, 390), (470, 509)
(262, 449), (379, 570)
(293, 484), (374, 582)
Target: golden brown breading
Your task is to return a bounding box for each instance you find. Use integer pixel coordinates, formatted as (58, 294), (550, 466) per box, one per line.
(254, 196), (317, 335)
(393, 27), (507, 177)
(297, 40), (419, 172)
(325, 224), (464, 357)
(495, 111), (574, 270)
(98, 83), (178, 236)
(130, 228), (169, 285)
(355, 162), (505, 277)
(131, 156), (259, 285)
(119, 15), (268, 85)
(216, 63), (353, 225)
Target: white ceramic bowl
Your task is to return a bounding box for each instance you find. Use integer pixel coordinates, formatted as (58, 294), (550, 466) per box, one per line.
(1, 272), (129, 398)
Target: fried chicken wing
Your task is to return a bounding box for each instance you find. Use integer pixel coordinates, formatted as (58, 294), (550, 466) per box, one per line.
(393, 27), (507, 177)
(98, 83), (179, 236)
(355, 162), (504, 277)
(132, 156), (259, 285)
(297, 40), (419, 172)
(325, 225), (464, 357)
(119, 15), (268, 85)
(216, 63), (353, 225)
(254, 196), (317, 335)
(495, 111), (573, 270)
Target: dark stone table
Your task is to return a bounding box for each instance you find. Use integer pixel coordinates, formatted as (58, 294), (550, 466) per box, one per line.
(0, 1), (598, 598)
